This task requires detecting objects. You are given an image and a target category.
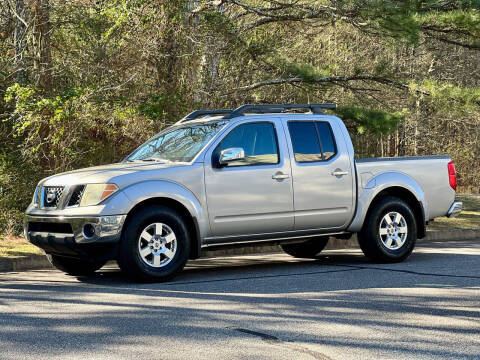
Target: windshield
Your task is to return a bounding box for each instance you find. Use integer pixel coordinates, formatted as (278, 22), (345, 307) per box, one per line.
(125, 120), (227, 163)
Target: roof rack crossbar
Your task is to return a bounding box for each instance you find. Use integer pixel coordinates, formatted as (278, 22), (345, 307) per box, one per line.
(224, 103), (336, 119)
(180, 109), (233, 122)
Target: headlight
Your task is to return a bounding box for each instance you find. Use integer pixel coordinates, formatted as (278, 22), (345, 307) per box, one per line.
(80, 184), (119, 207)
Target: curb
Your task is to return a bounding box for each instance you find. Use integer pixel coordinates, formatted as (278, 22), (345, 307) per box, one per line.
(0, 254), (52, 272)
(1, 228), (479, 272)
(422, 228), (480, 242)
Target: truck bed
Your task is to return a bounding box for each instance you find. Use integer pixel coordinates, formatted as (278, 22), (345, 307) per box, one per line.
(355, 155), (454, 220)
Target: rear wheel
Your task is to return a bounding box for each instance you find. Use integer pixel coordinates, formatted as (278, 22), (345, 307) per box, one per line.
(358, 196), (417, 263)
(281, 236), (329, 258)
(118, 205), (190, 282)
(47, 255), (105, 276)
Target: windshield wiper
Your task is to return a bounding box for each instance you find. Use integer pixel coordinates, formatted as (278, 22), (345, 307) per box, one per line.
(140, 157), (175, 163)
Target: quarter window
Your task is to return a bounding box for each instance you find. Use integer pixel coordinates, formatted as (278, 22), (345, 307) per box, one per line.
(316, 122), (337, 160)
(215, 122), (279, 167)
(288, 121), (337, 162)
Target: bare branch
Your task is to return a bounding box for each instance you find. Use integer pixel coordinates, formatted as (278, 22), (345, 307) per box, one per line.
(425, 31), (480, 51)
(11, 3), (28, 28)
(93, 73), (138, 94)
(228, 75), (430, 96)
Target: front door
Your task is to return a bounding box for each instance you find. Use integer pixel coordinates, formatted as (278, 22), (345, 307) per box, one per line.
(204, 119), (294, 241)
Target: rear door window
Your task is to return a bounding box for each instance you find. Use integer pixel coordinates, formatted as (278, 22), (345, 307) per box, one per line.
(287, 122), (322, 162)
(288, 121), (337, 162)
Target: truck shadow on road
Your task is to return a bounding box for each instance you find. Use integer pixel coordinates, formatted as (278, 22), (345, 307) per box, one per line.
(82, 240), (480, 288)
(0, 240), (479, 359)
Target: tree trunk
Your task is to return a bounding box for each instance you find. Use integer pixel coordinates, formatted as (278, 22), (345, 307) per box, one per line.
(14, 0), (27, 85)
(155, 26), (178, 95)
(32, 0), (52, 93)
(413, 98), (420, 156)
(188, 0), (225, 105)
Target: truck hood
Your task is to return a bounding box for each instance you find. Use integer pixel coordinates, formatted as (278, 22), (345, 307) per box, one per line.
(39, 161), (189, 187)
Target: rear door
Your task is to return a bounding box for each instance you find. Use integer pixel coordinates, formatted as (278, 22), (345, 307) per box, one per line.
(282, 118), (354, 230)
(204, 118), (294, 240)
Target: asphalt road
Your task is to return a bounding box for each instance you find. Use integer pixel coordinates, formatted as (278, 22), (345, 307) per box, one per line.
(0, 238), (479, 360)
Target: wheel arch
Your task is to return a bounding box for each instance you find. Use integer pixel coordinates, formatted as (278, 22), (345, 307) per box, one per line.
(364, 187), (426, 238)
(348, 172), (427, 238)
(122, 194), (203, 260)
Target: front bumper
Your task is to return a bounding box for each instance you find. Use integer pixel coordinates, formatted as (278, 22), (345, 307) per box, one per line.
(447, 201), (463, 218)
(24, 214), (126, 259)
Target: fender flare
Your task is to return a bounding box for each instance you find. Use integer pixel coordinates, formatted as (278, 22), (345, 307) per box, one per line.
(120, 180), (209, 256)
(347, 171), (427, 234)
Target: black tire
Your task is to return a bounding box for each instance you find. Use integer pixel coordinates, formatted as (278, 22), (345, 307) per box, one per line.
(47, 254), (106, 276)
(281, 236), (329, 258)
(358, 196), (417, 263)
(117, 205), (190, 282)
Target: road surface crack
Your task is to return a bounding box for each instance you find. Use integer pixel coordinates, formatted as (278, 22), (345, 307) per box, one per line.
(231, 327), (334, 360)
(334, 264), (480, 279)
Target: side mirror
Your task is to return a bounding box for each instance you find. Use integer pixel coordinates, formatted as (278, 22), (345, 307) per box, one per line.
(219, 147), (245, 166)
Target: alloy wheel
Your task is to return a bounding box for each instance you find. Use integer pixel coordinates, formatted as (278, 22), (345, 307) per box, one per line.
(379, 212), (408, 250)
(137, 223), (177, 268)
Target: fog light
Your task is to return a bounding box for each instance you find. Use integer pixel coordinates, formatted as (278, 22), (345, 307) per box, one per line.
(83, 224), (96, 238)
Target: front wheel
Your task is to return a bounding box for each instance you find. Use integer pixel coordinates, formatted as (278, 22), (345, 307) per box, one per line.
(358, 196), (417, 263)
(47, 254), (106, 276)
(118, 205), (190, 282)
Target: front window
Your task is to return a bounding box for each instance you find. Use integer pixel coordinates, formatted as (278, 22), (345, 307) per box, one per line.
(214, 122), (280, 167)
(126, 120), (227, 163)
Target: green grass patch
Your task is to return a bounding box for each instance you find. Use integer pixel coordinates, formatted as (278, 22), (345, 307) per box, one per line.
(429, 195), (480, 230)
(0, 235), (43, 257)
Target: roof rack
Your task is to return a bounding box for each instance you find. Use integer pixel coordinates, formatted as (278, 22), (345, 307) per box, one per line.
(179, 103), (337, 123)
(180, 109), (233, 123)
(223, 103), (336, 119)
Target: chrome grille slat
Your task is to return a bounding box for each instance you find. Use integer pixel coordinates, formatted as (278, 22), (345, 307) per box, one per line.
(67, 185), (86, 207)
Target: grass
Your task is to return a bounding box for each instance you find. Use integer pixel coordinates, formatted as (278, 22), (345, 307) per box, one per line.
(0, 234), (43, 257)
(429, 194), (480, 230)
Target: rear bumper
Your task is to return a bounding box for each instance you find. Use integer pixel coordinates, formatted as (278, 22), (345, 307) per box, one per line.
(447, 201), (463, 218)
(24, 214), (126, 259)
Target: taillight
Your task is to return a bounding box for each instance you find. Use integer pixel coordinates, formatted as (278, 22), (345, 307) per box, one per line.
(447, 161), (457, 191)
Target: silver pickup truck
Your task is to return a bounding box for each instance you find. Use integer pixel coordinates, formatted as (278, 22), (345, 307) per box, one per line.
(24, 103), (462, 281)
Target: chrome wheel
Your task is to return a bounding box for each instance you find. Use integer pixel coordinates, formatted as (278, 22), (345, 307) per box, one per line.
(379, 212), (408, 250)
(137, 223), (177, 268)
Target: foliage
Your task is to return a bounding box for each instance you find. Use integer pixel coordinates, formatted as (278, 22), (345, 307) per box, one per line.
(333, 106), (406, 135)
(4, 84), (155, 172)
(0, 0), (479, 234)
(411, 80), (480, 113)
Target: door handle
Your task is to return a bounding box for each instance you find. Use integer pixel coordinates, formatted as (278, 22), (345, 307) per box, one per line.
(272, 172), (290, 180)
(331, 169), (349, 177)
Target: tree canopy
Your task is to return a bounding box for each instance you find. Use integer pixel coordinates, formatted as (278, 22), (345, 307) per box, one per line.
(0, 0), (479, 233)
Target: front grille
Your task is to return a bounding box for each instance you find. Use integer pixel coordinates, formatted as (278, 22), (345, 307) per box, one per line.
(67, 185), (85, 207)
(28, 222), (73, 234)
(42, 186), (64, 208)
